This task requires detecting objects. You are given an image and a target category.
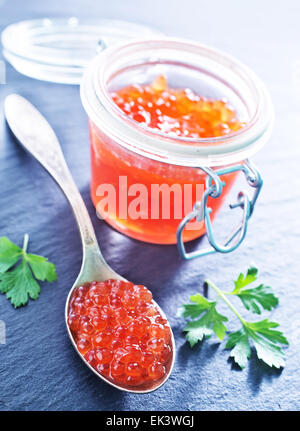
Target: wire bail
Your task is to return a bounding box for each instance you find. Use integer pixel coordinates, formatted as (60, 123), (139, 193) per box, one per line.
(176, 159), (263, 259)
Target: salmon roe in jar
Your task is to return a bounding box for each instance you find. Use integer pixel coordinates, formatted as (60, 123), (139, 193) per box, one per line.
(89, 76), (243, 244)
(67, 280), (173, 390)
(81, 39), (273, 246)
(111, 75), (245, 139)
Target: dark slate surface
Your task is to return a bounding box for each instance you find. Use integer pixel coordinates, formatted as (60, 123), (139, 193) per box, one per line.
(0, 0), (300, 411)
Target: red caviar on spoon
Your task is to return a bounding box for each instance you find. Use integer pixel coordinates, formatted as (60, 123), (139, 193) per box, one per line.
(68, 279), (173, 390)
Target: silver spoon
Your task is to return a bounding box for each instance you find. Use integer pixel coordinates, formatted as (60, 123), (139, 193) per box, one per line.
(4, 93), (175, 393)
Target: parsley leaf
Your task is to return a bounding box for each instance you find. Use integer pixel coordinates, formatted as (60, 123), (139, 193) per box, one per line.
(243, 320), (288, 368)
(226, 320), (288, 369)
(181, 293), (228, 346)
(0, 234), (57, 307)
(234, 284), (278, 314)
(179, 293), (213, 319)
(26, 254), (57, 282)
(1, 260), (41, 307)
(179, 266), (289, 370)
(232, 266), (258, 293)
(226, 328), (251, 369)
(0, 237), (22, 272)
(232, 267), (278, 314)
(184, 320), (213, 347)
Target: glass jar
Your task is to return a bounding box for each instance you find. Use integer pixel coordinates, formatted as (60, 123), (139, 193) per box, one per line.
(80, 39), (273, 257)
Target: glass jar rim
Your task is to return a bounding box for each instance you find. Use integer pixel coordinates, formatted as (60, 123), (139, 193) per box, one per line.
(80, 38), (274, 167)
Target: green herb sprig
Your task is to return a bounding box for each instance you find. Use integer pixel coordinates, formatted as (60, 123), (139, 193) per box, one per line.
(179, 267), (288, 369)
(0, 234), (57, 307)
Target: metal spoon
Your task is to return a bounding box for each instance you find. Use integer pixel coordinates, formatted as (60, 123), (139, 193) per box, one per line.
(4, 93), (175, 393)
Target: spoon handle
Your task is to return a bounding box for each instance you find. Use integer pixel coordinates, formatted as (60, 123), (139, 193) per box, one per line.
(4, 94), (105, 268)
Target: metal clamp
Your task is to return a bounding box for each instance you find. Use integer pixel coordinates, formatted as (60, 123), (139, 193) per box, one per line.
(176, 159), (263, 259)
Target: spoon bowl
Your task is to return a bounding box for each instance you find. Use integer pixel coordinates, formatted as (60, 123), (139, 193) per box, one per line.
(4, 93), (175, 393)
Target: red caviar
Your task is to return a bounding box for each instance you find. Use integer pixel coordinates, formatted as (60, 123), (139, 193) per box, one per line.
(111, 75), (245, 138)
(89, 76), (244, 244)
(68, 279), (173, 390)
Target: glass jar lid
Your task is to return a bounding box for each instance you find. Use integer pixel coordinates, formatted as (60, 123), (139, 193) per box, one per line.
(1, 17), (162, 84)
(81, 38), (274, 168)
